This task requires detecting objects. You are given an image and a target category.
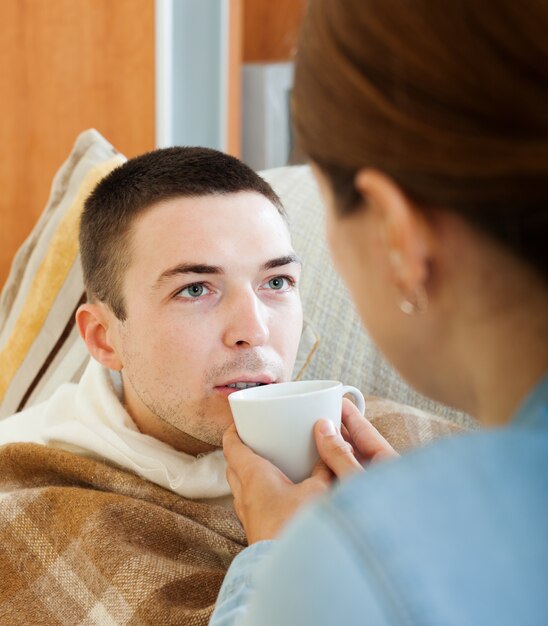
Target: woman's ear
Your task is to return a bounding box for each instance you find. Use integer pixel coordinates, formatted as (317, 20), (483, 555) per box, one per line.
(76, 302), (123, 371)
(354, 169), (433, 295)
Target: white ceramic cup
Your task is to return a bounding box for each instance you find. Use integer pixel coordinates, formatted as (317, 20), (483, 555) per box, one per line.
(228, 380), (365, 483)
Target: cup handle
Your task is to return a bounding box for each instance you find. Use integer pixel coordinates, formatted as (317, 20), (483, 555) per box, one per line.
(341, 385), (366, 415)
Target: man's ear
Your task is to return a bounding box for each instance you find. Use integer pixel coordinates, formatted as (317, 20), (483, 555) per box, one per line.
(354, 169), (433, 294)
(76, 302), (123, 371)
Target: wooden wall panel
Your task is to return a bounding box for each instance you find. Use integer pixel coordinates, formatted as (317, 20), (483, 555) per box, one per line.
(0, 0), (155, 290)
(243, 0), (307, 62)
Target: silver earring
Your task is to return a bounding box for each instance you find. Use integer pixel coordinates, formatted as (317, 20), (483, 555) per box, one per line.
(399, 285), (429, 315)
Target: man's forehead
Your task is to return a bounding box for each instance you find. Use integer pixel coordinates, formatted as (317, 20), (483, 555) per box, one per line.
(133, 192), (287, 238)
(127, 192), (295, 280)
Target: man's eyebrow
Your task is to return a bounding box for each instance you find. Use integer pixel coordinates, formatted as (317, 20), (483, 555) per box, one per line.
(154, 263), (223, 288)
(154, 255), (301, 289)
(261, 254), (302, 270)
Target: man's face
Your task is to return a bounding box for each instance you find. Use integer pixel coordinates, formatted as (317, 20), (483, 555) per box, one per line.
(110, 192), (303, 452)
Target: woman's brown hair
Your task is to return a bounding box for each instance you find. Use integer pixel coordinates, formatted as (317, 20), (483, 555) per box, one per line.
(293, 0), (548, 278)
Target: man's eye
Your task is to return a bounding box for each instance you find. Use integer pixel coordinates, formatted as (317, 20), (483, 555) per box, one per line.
(177, 283), (210, 299)
(264, 276), (294, 291)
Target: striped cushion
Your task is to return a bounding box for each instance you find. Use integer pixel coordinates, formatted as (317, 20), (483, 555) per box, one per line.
(0, 130), (125, 418)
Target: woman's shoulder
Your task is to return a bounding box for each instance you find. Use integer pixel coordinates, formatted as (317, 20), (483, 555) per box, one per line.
(333, 376), (548, 524)
(269, 423), (548, 625)
(328, 417), (548, 528)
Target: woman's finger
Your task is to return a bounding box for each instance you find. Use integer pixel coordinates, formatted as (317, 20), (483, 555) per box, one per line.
(310, 457), (335, 484)
(342, 398), (398, 461)
(225, 466), (240, 496)
(314, 418), (364, 478)
(340, 422), (360, 457)
(222, 423), (260, 474)
(226, 467), (244, 520)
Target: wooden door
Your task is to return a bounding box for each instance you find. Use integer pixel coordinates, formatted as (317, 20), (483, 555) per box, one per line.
(243, 0), (307, 62)
(0, 0), (155, 289)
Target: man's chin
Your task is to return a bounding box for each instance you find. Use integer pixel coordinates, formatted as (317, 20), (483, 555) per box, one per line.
(189, 399), (233, 447)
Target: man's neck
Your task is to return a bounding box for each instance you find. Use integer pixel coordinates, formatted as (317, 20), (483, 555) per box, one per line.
(119, 376), (218, 456)
(132, 413), (219, 456)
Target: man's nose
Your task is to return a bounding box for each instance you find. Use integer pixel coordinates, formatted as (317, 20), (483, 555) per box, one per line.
(223, 290), (270, 348)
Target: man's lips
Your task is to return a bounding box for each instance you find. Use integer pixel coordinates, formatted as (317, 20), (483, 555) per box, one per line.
(214, 375), (276, 397)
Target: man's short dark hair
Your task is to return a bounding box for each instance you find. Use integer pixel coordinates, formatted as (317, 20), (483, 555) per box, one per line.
(80, 146), (285, 320)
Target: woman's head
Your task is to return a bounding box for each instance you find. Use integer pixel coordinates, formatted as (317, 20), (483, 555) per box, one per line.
(294, 0), (548, 420)
(293, 0), (548, 280)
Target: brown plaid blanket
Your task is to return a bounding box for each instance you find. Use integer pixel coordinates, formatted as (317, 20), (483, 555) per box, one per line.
(365, 395), (466, 453)
(0, 443), (246, 626)
(0, 402), (465, 625)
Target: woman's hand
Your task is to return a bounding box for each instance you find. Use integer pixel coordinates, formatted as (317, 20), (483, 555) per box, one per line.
(223, 424), (333, 544)
(314, 398), (398, 478)
(223, 398), (398, 544)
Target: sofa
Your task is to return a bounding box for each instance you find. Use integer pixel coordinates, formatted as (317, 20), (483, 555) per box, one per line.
(0, 129), (473, 450)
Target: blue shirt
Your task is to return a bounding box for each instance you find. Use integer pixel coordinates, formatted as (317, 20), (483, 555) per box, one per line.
(211, 377), (548, 625)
